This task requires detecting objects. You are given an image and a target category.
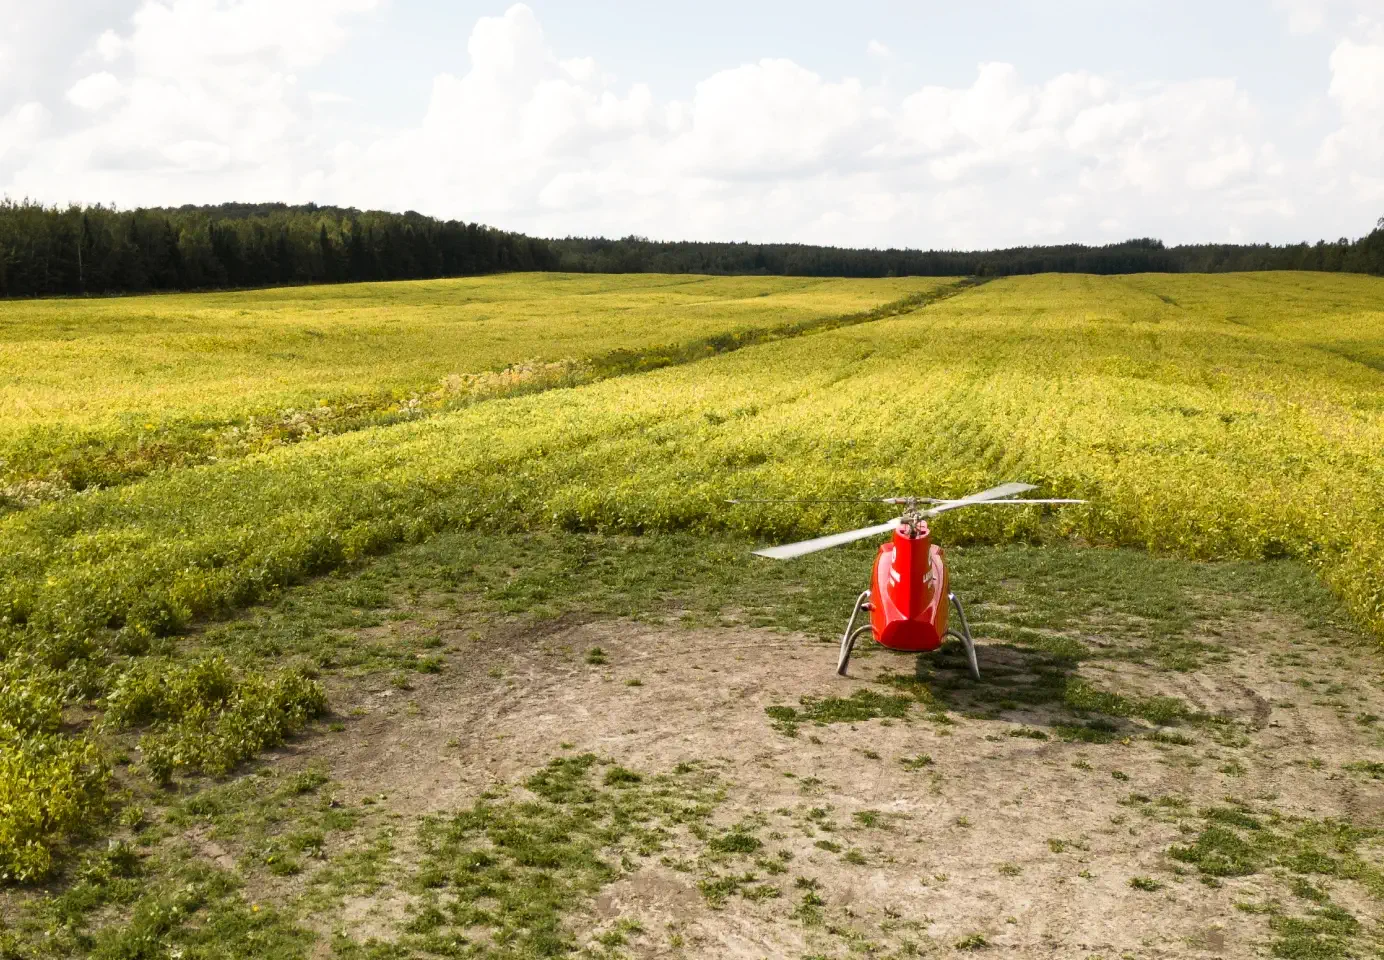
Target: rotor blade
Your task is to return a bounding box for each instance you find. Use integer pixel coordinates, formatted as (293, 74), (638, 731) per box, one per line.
(726, 498), (892, 504)
(753, 519), (902, 560)
(928, 498), (1087, 508)
(922, 481), (1037, 518)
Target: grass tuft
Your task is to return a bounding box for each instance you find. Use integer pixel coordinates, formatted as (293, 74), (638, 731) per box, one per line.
(765, 689), (914, 736)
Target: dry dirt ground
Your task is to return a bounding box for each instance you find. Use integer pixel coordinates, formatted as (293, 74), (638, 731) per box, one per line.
(247, 607), (1384, 959)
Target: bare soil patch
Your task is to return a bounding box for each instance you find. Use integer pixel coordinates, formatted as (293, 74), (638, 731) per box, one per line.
(275, 609), (1384, 958)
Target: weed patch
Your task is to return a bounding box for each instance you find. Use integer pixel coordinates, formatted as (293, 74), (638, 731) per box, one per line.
(1155, 803), (1383, 958)
(393, 754), (721, 957)
(0, 733), (109, 883)
(12, 836), (315, 957)
(765, 689), (914, 736)
(106, 656), (326, 783)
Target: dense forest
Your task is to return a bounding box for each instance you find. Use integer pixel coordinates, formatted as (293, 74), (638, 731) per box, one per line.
(551, 228), (1384, 278)
(1, 199), (1381, 298)
(0, 201), (558, 298)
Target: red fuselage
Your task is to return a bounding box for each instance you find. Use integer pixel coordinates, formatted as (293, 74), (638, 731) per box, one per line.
(869, 522), (950, 651)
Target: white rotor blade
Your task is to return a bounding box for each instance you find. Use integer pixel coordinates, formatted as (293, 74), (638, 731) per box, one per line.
(928, 498), (1087, 508)
(922, 481), (1036, 518)
(753, 518), (902, 560)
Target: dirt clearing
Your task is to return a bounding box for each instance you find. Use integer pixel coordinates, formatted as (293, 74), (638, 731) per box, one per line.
(282, 606), (1384, 959)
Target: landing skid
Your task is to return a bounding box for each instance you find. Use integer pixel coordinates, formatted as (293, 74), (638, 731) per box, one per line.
(835, 590), (981, 680)
(945, 591), (981, 681)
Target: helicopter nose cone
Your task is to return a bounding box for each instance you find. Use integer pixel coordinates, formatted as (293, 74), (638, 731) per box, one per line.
(870, 531), (948, 652)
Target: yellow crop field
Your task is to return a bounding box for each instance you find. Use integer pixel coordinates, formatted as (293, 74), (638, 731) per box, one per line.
(2, 268), (1382, 887)
(5, 270), (1382, 646)
(0, 272), (948, 498)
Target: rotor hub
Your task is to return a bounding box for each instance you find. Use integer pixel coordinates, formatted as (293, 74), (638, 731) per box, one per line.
(898, 508), (929, 539)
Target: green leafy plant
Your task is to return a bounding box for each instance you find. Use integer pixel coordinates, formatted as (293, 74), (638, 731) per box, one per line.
(105, 656), (326, 783)
(0, 733), (109, 883)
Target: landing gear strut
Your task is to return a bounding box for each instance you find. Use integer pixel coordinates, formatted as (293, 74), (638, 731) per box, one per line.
(836, 591), (872, 676)
(945, 592), (981, 681)
(836, 590), (981, 680)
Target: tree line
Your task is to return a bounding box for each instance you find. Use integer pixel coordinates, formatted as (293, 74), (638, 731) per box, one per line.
(549, 226), (1384, 278)
(0, 201), (558, 298)
(1, 200), (1381, 298)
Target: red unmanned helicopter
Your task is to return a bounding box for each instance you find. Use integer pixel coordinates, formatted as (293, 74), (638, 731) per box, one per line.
(738, 483), (1086, 678)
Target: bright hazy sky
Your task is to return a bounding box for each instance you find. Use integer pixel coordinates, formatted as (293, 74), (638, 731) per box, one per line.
(2, 0), (1381, 248)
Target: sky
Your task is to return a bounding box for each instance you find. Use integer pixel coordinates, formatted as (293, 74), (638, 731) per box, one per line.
(0, 0), (1381, 249)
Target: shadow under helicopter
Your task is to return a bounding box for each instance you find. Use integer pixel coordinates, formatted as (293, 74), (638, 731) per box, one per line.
(875, 635), (1192, 743)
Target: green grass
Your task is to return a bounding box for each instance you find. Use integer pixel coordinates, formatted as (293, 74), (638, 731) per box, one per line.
(707, 827), (764, 855)
(9, 766), (352, 957)
(1166, 808), (1382, 888)
(384, 754), (720, 956)
(7, 753), (726, 959)
(1134, 799), (1384, 958)
(1268, 905), (1359, 959)
(1342, 760), (1383, 779)
(765, 689), (916, 736)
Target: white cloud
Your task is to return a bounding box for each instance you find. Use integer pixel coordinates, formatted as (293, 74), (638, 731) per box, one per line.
(3, 1), (1382, 247)
(866, 40), (891, 60)
(322, 4), (659, 219)
(0, 103), (49, 167)
(1318, 27), (1384, 204)
(1277, 0), (1329, 34)
(675, 59), (871, 177)
(319, 21), (1297, 248)
(1274, 0), (1380, 34)
(95, 29), (124, 62)
(120, 0), (378, 77)
(160, 138), (232, 171)
(1326, 35), (1384, 123)
(6, 0), (378, 203)
(66, 72), (125, 111)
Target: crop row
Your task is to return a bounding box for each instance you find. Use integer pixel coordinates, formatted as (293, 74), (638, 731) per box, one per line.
(0, 273), (949, 498)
